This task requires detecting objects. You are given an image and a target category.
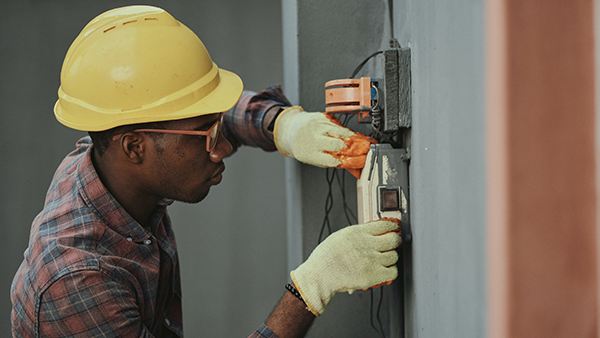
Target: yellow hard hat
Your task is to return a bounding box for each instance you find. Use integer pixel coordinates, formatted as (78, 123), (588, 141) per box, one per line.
(54, 5), (243, 131)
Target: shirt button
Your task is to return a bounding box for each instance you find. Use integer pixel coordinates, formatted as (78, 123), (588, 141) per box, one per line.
(164, 318), (171, 326)
(144, 239), (152, 245)
(126, 237), (133, 242)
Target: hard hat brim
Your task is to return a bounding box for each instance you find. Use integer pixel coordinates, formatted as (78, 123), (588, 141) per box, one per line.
(54, 67), (244, 132)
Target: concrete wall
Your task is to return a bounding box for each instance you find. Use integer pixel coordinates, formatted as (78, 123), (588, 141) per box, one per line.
(0, 1), (286, 337)
(402, 0), (486, 336)
(284, 0), (487, 336)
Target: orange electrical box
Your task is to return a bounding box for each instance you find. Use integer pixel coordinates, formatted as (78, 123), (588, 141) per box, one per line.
(325, 77), (374, 122)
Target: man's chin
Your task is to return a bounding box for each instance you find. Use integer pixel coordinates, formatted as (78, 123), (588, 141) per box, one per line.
(174, 188), (210, 204)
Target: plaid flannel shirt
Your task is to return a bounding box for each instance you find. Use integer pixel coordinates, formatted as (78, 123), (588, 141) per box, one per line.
(223, 84), (291, 152)
(11, 87), (290, 338)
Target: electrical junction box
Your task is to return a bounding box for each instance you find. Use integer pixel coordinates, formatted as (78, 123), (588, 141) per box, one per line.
(357, 143), (411, 241)
(323, 48), (412, 239)
(324, 48), (411, 133)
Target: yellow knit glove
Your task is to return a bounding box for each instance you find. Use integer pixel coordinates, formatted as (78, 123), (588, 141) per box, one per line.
(291, 219), (402, 317)
(273, 107), (376, 175)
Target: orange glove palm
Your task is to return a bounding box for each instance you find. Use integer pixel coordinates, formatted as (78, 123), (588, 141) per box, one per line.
(273, 107), (376, 177)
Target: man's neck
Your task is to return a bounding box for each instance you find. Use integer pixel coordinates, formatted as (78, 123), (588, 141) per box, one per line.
(91, 149), (161, 227)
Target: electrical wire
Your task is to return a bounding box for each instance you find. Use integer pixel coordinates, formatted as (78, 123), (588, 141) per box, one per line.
(388, 0), (400, 48)
(350, 51), (383, 79)
(370, 290), (385, 338)
(338, 114), (358, 226)
(318, 168), (336, 243)
(336, 170), (357, 225)
(317, 113), (357, 244)
(377, 287), (386, 338)
(349, 51), (403, 147)
(369, 287), (387, 338)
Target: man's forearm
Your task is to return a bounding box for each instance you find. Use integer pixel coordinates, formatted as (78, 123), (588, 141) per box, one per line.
(265, 284), (315, 338)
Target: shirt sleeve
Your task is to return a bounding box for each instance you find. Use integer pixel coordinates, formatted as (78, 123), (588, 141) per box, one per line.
(221, 84), (292, 152)
(247, 324), (280, 338)
(37, 270), (154, 338)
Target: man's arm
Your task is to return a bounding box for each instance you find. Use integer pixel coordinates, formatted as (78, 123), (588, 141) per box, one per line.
(264, 283), (315, 338)
(222, 85), (375, 177)
(222, 85), (291, 152)
(261, 219), (402, 338)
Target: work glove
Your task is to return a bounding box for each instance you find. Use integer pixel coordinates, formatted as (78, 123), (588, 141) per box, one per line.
(291, 218), (402, 317)
(273, 106), (377, 178)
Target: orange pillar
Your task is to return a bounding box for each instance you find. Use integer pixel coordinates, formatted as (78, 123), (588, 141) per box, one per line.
(487, 0), (598, 337)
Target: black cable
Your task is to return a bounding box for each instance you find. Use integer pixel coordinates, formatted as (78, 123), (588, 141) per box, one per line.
(336, 170), (357, 226)
(377, 287), (386, 338)
(342, 113), (352, 126)
(388, 0), (400, 48)
(318, 168), (336, 243)
(388, 0), (394, 39)
(318, 113), (357, 243)
(350, 51), (383, 79)
(338, 115), (358, 226)
(370, 290), (384, 338)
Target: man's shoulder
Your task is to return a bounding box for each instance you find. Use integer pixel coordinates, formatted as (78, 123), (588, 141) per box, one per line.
(43, 137), (92, 208)
(25, 203), (107, 284)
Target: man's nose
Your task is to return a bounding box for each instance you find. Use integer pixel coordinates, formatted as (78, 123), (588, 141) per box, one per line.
(210, 132), (233, 162)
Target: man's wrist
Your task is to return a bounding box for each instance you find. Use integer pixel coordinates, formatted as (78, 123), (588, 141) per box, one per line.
(263, 106), (286, 142)
(285, 283), (305, 305)
(264, 283), (316, 338)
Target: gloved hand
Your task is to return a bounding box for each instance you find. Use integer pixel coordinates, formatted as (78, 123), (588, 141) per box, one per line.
(291, 218), (402, 317)
(273, 106), (377, 177)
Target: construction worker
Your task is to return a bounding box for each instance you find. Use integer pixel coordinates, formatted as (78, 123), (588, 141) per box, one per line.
(10, 6), (402, 338)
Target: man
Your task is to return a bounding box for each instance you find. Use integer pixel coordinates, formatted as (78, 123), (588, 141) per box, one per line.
(11, 6), (402, 338)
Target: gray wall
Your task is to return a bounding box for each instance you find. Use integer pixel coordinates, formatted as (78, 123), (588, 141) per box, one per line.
(400, 0), (486, 336)
(1, 1), (286, 337)
(285, 0), (486, 336)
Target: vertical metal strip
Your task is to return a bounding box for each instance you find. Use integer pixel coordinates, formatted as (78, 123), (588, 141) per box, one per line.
(282, 0), (303, 273)
(486, 0), (509, 336)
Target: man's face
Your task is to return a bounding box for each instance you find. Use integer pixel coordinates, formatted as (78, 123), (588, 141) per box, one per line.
(144, 113), (233, 203)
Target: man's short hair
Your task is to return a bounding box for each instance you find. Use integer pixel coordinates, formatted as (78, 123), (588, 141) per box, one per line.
(88, 121), (166, 157)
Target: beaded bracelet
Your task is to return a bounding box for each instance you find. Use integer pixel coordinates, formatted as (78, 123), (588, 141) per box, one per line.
(285, 283), (305, 304)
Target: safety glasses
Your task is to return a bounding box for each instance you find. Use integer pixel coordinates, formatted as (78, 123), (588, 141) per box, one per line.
(112, 113), (223, 152)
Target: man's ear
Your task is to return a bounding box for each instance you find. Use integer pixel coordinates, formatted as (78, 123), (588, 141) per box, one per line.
(119, 132), (146, 164)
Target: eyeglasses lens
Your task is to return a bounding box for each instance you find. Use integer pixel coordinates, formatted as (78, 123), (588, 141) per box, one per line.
(208, 118), (221, 151)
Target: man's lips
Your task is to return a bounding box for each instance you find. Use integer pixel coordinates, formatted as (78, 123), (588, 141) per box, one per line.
(210, 164), (225, 184)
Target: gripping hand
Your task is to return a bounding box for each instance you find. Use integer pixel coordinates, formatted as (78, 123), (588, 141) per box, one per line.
(291, 219), (402, 316)
(273, 107), (376, 176)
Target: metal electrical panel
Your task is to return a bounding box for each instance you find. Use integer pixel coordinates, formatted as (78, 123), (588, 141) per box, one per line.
(357, 143), (410, 240)
(356, 47), (412, 240)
